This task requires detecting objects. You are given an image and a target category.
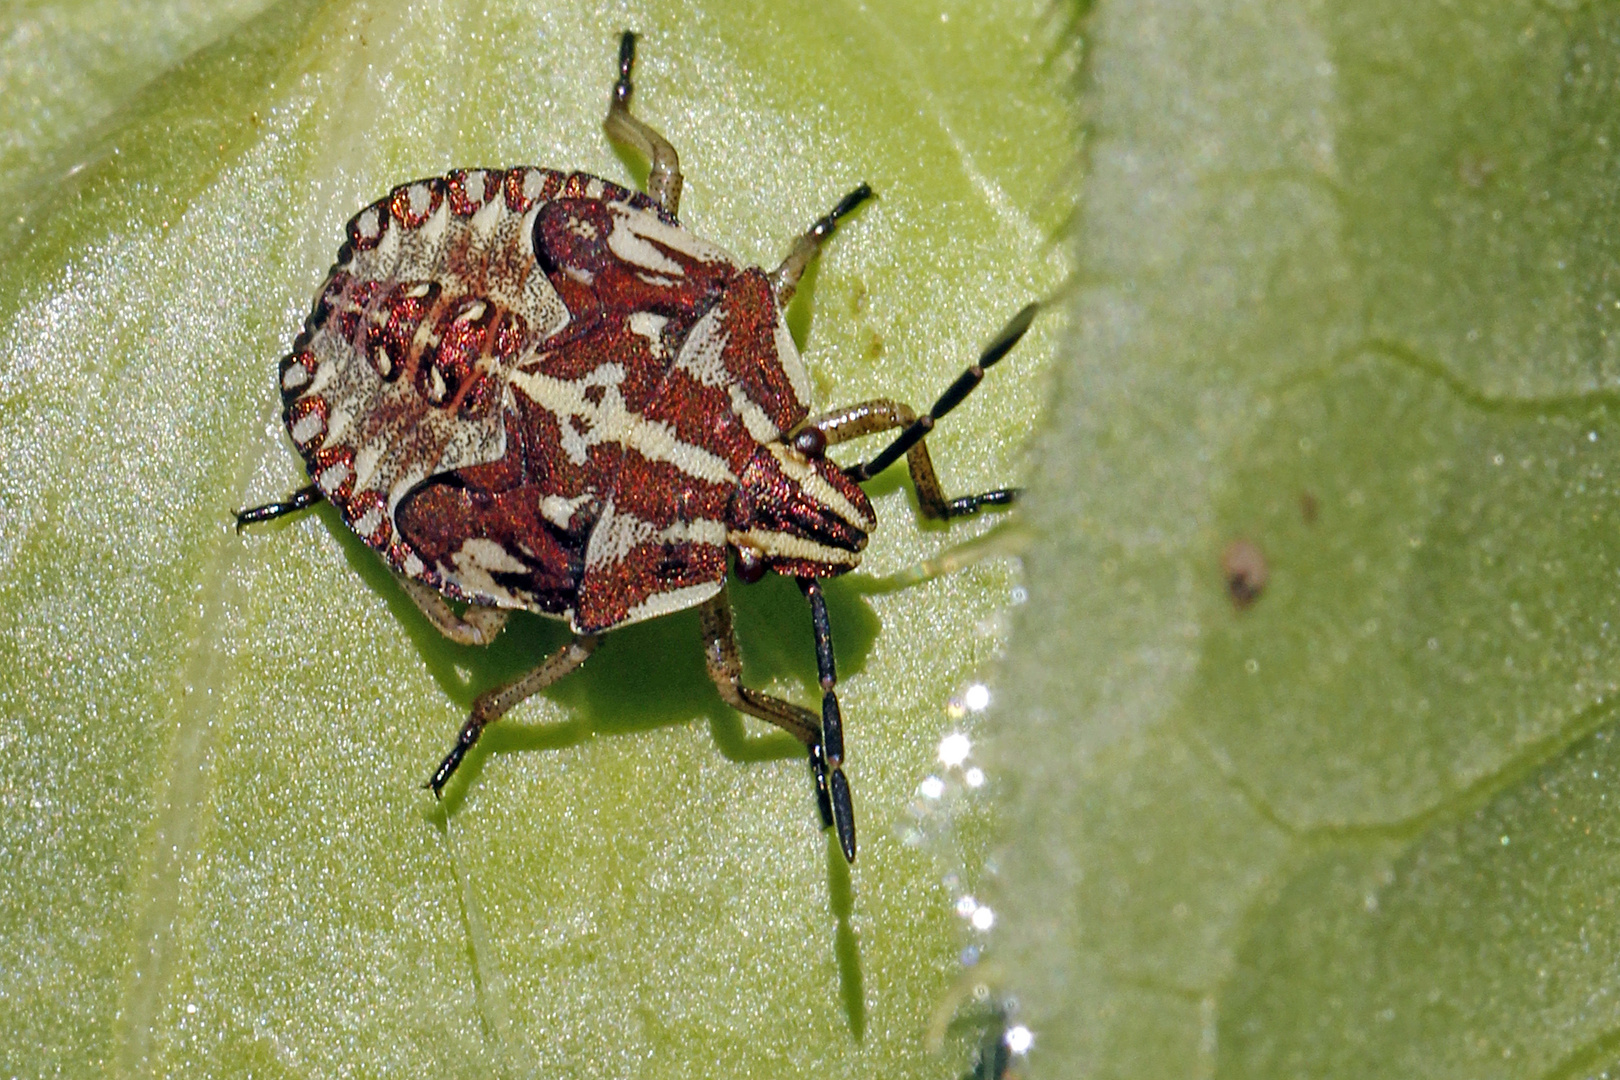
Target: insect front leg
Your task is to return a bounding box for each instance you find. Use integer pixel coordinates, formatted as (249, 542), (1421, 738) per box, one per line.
(426, 634), (599, 796)
(699, 582), (857, 862)
(396, 576), (510, 647)
(603, 31), (684, 215)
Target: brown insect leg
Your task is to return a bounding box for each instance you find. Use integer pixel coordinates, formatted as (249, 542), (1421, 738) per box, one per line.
(603, 31), (683, 216)
(769, 184), (873, 308)
(800, 399), (1016, 520)
(234, 484), (322, 532)
(396, 575), (511, 647)
(426, 634), (599, 796)
(700, 582), (857, 859)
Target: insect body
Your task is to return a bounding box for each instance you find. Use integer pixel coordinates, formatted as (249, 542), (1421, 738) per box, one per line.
(239, 33), (1037, 864)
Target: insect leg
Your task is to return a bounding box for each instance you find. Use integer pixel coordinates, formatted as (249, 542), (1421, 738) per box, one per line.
(800, 398), (1013, 520)
(603, 31), (684, 216)
(425, 634), (599, 796)
(699, 582), (857, 861)
(234, 484), (322, 532)
(396, 575), (510, 647)
(769, 184), (874, 307)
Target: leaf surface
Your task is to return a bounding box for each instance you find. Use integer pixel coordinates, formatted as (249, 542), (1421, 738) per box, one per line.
(995, 2), (1620, 1076)
(0, 1), (1071, 1076)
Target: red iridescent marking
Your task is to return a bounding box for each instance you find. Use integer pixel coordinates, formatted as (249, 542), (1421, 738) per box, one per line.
(335, 278), (381, 343)
(345, 489), (392, 548)
(714, 270), (807, 432)
(503, 167), (563, 213)
(364, 280), (439, 382)
(389, 178), (445, 228)
(421, 296), (494, 407)
(492, 310), (531, 362)
(533, 199), (734, 344)
(573, 454), (731, 631)
(447, 169), (497, 216)
(311, 444), (356, 504)
(560, 173), (619, 201)
(346, 202), (388, 251)
(558, 170), (672, 221)
(286, 395), (329, 450)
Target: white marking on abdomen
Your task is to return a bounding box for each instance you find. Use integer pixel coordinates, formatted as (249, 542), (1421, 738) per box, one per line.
(290, 410), (324, 445)
(318, 459), (352, 493)
(352, 444), (383, 491)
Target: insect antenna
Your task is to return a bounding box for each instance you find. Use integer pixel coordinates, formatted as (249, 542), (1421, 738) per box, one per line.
(845, 302), (1040, 502)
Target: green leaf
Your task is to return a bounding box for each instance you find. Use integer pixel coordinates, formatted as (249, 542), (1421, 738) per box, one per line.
(0, 1), (1070, 1076)
(994, 1), (1620, 1076)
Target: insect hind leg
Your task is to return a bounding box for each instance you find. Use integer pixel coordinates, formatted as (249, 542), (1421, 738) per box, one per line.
(396, 575), (510, 647)
(603, 31), (684, 215)
(426, 634), (599, 796)
(769, 184), (873, 308)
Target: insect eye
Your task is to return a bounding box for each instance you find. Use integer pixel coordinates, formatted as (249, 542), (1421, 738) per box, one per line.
(791, 427), (828, 459)
(734, 545), (767, 584)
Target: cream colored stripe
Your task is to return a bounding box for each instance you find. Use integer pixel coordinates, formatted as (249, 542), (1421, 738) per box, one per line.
(586, 502), (728, 570)
(766, 443), (873, 529)
(510, 364), (737, 484)
(619, 580), (725, 627)
(732, 528), (860, 568)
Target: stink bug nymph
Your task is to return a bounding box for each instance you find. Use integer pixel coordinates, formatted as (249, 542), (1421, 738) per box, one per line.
(238, 33), (1039, 864)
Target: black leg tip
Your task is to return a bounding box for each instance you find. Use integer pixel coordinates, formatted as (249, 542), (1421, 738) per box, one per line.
(830, 770), (856, 863)
(944, 487), (1021, 518)
(836, 183), (875, 218)
(614, 31), (638, 101)
(810, 743), (834, 828)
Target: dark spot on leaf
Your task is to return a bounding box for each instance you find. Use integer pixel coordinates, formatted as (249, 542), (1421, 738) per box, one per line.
(1300, 490), (1318, 525)
(1223, 538), (1268, 611)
